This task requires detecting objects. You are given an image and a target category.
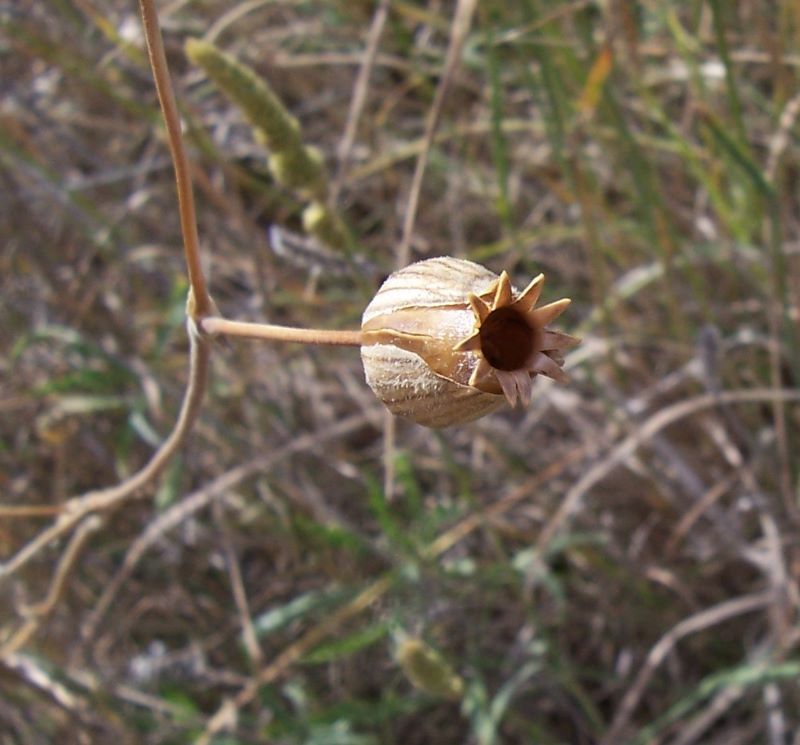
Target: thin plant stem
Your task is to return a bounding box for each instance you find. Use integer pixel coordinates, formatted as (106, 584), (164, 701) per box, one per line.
(536, 387), (800, 553)
(2, 515), (103, 656)
(330, 0), (391, 204)
(139, 0), (212, 318)
(0, 0), (217, 592)
(395, 0), (478, 269)
(200, 316), (363, 346)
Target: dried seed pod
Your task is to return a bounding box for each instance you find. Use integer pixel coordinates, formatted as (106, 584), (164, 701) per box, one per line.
(361, 257), (579, 428)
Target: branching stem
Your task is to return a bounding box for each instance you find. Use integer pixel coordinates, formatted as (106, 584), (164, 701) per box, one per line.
(0, 335), (211, 582)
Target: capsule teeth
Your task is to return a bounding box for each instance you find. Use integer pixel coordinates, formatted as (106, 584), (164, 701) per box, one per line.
(467, 292), (491, 323)
(494, 271), (514, 308)
(453, 330), (481, 353)
(478, 277), (500, 302)
(531, 352), (569, 383)
(541, 330), (582, 350)
(496, 369), (533, 408)
(530, 298), (571, 327)
(513, 273), (545, 313)
(467, 357), (494, 389)
(359, 257), (579, 426)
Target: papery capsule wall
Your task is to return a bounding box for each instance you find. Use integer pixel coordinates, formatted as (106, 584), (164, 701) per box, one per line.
(361, 343), (505, 428)
(361, 257), (507, 427)
(361, 256), (499, 317)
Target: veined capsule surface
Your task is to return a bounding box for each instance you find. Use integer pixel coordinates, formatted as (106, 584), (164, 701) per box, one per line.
(360, 257), (579, 428)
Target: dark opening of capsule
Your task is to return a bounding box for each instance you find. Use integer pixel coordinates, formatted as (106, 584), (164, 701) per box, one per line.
(479, 307), (538, 371)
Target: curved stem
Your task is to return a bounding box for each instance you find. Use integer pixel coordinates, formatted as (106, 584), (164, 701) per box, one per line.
(200, 316), (363, 346)
(139, 0), (212, 318)
(0, 335), (211, 582)
(2, 515), (103, 656)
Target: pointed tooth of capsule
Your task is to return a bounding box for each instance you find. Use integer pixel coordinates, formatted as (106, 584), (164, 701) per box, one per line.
(512, 273), (545, 314)
(514, 369), (533, 407)
(467, 292), (492, 323)
(496, 369), (533, 407)
(453, 330), (482, 353)
(467, 357), (495, 389)
(494, 271), (513, 308)
(541, 330), (582, 350)
(531, 352), (568, 383)
(530, 297), (571, 327)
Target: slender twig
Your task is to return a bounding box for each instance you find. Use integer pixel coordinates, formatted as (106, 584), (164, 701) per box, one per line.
(330, 0), (391, 204)
(395, 0), (478, 268)
(765, 91), (800, 183)
(764, 91), (800, 525)
(665, 472), (738, 555)
(536, 388), (800, 553)
(81, 413), (370, 642)
(0, 505), (63, 518)
(139, 0), (212, 318)
(600, 591), (774, 744)
(3, 652), (89, 716)
(199, 317), (363, 346)
(214, 500), (263, 667)
(2, 516), (103, 657)
(0, 0), (216, 585)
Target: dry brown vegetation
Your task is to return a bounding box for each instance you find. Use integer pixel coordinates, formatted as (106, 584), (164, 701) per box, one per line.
(2, 1), (800, 743)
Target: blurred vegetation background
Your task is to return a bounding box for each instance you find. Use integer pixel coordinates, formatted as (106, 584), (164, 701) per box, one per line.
(2, 1), (800, 743)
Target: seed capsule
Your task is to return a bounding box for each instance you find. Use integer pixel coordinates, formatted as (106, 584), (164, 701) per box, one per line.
(360, 257), (579, 427)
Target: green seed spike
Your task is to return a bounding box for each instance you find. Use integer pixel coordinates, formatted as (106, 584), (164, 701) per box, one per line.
(185, 38), (301, 154)
(396, 638), (464, 701)
(269, 146), (327, 200)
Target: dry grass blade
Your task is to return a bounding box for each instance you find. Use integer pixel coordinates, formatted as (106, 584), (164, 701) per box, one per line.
(395, 0), (479, 268)
(213, 499), (263, 667)
(81, 413), (370, 641)
(330, 0), (392, 203)
(537, 389), (800, 552)
(766, 91), (800, 183)
(601, 591), (775, 744)
(2, 652), (90, 717)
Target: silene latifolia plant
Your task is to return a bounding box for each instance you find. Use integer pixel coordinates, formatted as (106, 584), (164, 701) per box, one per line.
(138, 0), (580, 438)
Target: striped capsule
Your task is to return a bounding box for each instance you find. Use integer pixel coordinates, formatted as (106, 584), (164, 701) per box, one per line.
(360, 257), (579, 428)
